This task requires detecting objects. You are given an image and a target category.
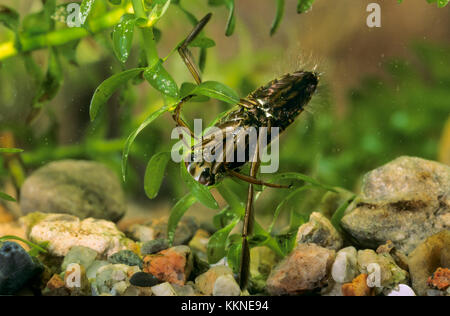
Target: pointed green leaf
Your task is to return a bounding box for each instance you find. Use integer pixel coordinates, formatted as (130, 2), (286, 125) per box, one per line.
(113, 14), (136, 63)
(144, 61), (179, 98)
(180, 162), (219, 209)
(144, 151), (171, 199)
(122, 105), (169, 181)
(167, 193), (197, 245)
(90, 68), (145, 121)
(207, 217), (240, 263)
(0, 148), (23, 153)
(189, 36), (216, 48)
(331, 195), (356, 233)
(0, 192), (16, 202)
(224, 0), (236, 36)
(226, 239), (242, 274)
(270, 0), (285, 36)
(33, 48), (63, 106)
(268, 185), (312, 233)
(80, 0), (96, 24)
(0, 5), (19, 31)
(193, 81), (239, 104)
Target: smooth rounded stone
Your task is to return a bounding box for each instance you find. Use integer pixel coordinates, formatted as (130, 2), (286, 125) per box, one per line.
(341, 156), (450, 255)
(143, 245), (193, 286)
(140, 239), (169, 255)
(92, 264), (140, 296)
(213, 274), (241, 296)
(108, 250), (142, 268)
(86, 260), (109, 280)
(0, 241), (40, 295)
(188, 229), (210, 256)
(129, 272), (161, 287)
(331, 247), (358, 283)
(266, 243), (335, 296)
(357, 249), (408, 290)
(122, 285), (152, 296)
(20, 160), (126, 222)
(385, 284), (416, 296)
(151, 282), (177, 296)
(408, 231), (450, 296)
(61, 246), (98, 271)
(195, 266), (235, 296)
(297, 212), (343, 250)
(127, 216), (198, 245)
(21, 212), (137, 258)
(173, 283), (197, 296)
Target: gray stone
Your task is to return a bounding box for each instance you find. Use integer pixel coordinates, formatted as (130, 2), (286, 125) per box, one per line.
(20, 160), (126, 222)
(92, 264), (140, 296)
(140, 239), (169, 255)
(341, 156), (450, 254)
(151, 282), (177, 296)
(86, 260), (109, 280)
(129, 272), (160, 287)
(297, 212), (343, 250)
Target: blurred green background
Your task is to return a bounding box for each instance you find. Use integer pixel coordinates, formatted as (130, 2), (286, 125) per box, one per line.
(0, 0), (449, 226)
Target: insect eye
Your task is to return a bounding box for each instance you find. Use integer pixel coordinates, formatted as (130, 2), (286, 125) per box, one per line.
(198, 168), (213, 186)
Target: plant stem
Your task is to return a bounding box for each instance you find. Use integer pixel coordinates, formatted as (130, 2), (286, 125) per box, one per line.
(140, 27), (159, 66)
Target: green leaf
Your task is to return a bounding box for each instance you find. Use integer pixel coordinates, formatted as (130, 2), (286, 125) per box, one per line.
(80, 0), (96, 24)
(216, 182), (245, 217)
(0, 192), (16, 202)
(268, 185), (312, 233)
(207, 0), (235, 36)
(179, 82), (209, 102)
(167, 193), (197, 245)
(297, 0), (315, 13)
(189, 36), (216, 48)
(224, 0), (236, 36)
(90, 68), (145, 121)
(271, 172), (337, 192)
(180, 162), (219, 209)
(0, 235), (47, 254)
(148, 0), (172, 27)
(270, 0), (285, 36)
(212, 206), (239, 229)
(144, 61), (179, 98)
(113, 14), (136, 63)
(122, 105), (169, 181)
(0, 5), (19, 31)
(109, 0), (122, 4)
(331, 195), (356, 233)
(33, 48), (63, 106)
(207, 217), (240, 263)
(193, 81), (239, 104)
(144, 151), (171, 199)
(0, 148), (23, 153)
(226, 239), (242, 274)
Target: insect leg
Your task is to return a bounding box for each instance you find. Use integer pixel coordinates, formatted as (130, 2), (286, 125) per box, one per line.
(172, 95), (196, 139)
(225, 167), (291, 189)
(178, 13), (212, 85)
(239, 147), (261, 290)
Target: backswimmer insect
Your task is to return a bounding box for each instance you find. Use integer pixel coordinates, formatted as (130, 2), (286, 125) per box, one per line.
(172, 13), (319, 289)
